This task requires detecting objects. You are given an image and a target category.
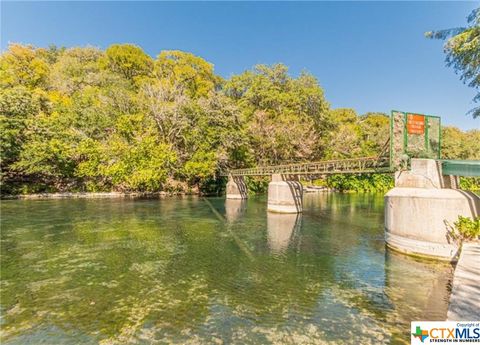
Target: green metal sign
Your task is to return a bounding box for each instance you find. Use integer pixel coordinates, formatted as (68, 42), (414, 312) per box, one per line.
(390, 110), (441, 170)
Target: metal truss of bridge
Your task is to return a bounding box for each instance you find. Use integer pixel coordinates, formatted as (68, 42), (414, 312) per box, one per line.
(224, 156), (391, 177)
(222, 110), (480, 265)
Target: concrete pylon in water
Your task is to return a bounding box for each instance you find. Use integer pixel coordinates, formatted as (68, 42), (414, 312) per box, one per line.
(267, 174), (303, 213)
(384, 159), (480, 261)
(226, 175), (248, 199)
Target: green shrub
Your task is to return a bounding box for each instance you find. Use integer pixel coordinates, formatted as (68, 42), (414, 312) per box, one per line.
(325, 173), (394, 192)
(453, 216), (480, 241)
(459, 177), (480, 191)
(447, 215), (480, 243)
(245, 176), (269, 195)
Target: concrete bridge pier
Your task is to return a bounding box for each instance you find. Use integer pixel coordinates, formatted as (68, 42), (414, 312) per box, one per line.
(268, 174), (303, 213)
(385, 159), (480, 261)
(226, 175), (248, 199)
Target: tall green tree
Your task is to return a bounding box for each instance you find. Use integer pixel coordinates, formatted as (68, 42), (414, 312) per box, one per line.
(0, 44), (49, 88)
(0, 87), (42, 175)
(155, 50), (220, 98)
(358, 112), (389, 155)
(442, 126), (480, 159)
(2, 43), (476, 195)
(224, 64), (330, 164)
(426, 8), (480, 118)
(103, 44), (153, 82)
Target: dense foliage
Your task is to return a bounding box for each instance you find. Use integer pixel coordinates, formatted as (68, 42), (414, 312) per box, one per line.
(426, 8), (480, 118)
(441, 126), (480, 160)
(0, 44), (478, 195)
(325, 174), (394, 193)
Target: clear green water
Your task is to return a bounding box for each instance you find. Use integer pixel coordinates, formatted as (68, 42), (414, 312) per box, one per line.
(1, 194), (453, 345)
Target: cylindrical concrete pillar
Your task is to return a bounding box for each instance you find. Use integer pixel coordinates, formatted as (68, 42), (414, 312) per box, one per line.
(385, 159), (480, 261)
(384, 188), (479, 261)
(267, 174), (303, 213)
(226, 175), (248, 199)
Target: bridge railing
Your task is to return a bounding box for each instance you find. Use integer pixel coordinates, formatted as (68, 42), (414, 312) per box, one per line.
(441, 160), (480, 177)
(223, 156), (391, 177)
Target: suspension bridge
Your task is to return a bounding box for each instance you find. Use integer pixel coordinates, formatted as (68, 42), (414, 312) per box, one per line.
(224, 110), (479, 179)
(222, 111), (480, 263)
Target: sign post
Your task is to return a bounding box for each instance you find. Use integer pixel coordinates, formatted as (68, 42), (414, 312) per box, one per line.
(406, 114), (425, 135)
(390, 111), (441, 170)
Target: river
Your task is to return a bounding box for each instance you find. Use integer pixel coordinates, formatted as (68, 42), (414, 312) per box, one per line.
(0, 193), (453, 344)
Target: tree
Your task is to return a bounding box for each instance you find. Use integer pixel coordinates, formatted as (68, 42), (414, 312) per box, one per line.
(442, 126), (480, 159)
(183, 92), (245, 179)
(320, 110), (389, 159)
(103, 44), (153, 81)
(426, 8), (480, 118)
(323, 108), (362, 159)
(358, 112), (389, 156)
(0, 44), (49, 89)
(154, 50), (220, 98)
(97, 114), (177, 192)
(5, 42), (475, 195)
(224, 64), (330, 164)
(0, 87), (40, 166)
(49, 46), (105, 94)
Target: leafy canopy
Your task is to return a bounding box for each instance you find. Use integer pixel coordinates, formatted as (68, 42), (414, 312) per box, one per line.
(1, 43), (478, 195)
(426, 8), (480, 118)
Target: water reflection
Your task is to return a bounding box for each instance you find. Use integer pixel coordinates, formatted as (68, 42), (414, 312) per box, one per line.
(267, 213), (301, 253)
(224, 198), (247, 223)
(384, 249), (453, 324)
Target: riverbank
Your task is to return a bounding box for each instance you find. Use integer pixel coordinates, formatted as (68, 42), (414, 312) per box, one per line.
(0, 191), (199, 200)
(0, 187), (346, 200)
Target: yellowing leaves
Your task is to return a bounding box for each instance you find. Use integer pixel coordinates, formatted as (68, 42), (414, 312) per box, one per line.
(47, 91), (72, 107)
(155, 50), (221, 98)
(0, 44), (49, 88)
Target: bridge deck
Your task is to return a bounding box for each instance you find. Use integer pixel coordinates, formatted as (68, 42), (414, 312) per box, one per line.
(225, 157), (391, 177)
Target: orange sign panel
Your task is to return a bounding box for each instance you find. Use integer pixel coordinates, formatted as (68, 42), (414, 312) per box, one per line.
(407, 114), (425, 134)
